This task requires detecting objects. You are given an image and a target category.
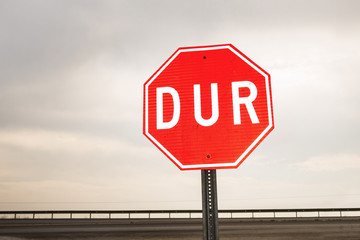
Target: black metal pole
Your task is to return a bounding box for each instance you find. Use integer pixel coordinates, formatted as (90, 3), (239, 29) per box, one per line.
(202, 169), (219, 240)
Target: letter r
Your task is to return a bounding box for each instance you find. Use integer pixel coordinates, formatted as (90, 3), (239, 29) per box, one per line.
(232, 81), (259, 124)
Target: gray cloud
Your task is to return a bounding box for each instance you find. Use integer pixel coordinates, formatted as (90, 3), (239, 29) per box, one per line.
(1, 0), (360, 210)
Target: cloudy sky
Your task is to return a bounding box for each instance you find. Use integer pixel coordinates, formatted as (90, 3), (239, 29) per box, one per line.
(1, 0), (360, 211)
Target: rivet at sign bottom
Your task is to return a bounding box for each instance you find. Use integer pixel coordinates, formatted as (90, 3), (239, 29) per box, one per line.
(206, 154), (211, 159)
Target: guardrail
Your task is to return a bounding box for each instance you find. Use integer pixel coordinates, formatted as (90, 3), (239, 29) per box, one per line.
(1, 208), (360, 220)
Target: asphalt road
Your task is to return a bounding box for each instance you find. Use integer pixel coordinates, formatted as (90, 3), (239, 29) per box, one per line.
(1, 218), (360, 240)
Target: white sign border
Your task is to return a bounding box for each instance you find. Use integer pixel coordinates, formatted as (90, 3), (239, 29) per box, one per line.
(144, 45), (273, 170)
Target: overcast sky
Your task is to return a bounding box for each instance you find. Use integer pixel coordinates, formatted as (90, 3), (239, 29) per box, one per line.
(1, 0), (360, 211)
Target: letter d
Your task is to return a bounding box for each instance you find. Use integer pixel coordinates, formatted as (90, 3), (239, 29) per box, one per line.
(156, 87), (180, 129)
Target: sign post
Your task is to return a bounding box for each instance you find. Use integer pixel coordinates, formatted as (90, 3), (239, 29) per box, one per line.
(143, 44), (274, 240)
(202, 169), (219, 240)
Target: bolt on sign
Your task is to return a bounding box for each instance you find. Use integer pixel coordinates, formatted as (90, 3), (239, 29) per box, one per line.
(143, 44), (274, 170)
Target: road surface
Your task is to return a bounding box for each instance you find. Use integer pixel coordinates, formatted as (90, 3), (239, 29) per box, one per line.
(1, 218), (360, 239)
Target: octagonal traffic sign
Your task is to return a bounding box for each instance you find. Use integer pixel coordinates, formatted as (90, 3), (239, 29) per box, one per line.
(143, 44), (274, 170)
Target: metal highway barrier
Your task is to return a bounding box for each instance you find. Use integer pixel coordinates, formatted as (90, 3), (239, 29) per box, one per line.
(1, 208), (360, 220)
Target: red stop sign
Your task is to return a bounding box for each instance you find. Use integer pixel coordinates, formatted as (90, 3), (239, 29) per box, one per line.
(143, 44), (274, 170)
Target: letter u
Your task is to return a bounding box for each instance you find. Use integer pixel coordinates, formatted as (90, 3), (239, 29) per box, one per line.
(194, 83), (219, 126)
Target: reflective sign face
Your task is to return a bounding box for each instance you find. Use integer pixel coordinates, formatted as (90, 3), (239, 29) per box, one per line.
(143, 44), (274, 170)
